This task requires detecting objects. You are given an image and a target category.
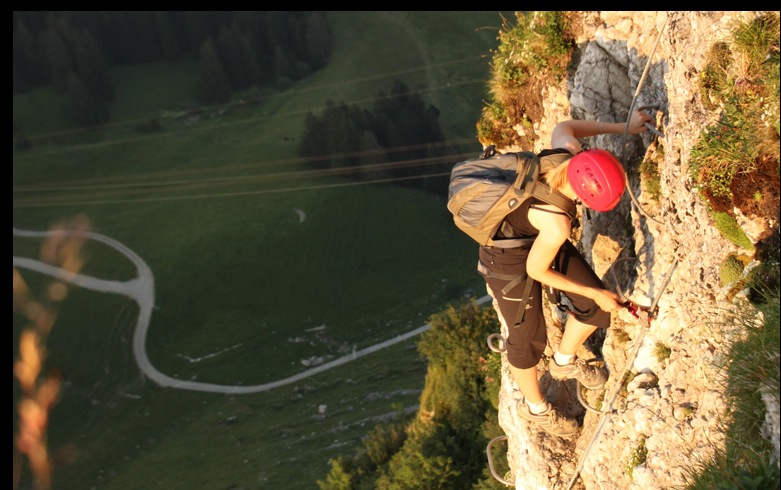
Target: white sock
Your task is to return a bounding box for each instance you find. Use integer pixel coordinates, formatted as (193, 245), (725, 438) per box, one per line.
(554, 351), (575, 366)
(526, 399), (549, 415)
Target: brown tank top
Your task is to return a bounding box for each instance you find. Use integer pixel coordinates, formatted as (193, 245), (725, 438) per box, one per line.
(500, 197), (573, 239)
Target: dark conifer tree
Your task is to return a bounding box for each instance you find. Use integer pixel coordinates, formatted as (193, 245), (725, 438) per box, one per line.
(196, 39), (231, 104)
(71, 30), (114, 102)
(264, 12), (294, 53)
(304, 12), (331, 69)
(297, 79), (445, 191)
(215, 26), (244, 89)
(61, 11), (112, 59)
(12, 22), (41, 91)
(372, 80), (445, 153)
(235, 31), (261, 88)
(106, 11), (161, 64)
(283, 14), (308, 65)
(299, 111), (329, 168)
(169, 11), (214, 56)
(357, 131), (391, 181)
(216, 26), (260, 91)
(153, 11), (183, 61)
(65, 72), (109, 127)
(272, 44), (297, 83)
(37, 16), (74, 89)
(232, 11), (262, 39)
(299, 101), (374, 170)
(13, 11), (332, 96)
(254, 47), (275, 86)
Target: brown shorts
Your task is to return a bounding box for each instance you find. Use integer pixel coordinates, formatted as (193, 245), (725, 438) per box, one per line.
(480, 240), (609, 369)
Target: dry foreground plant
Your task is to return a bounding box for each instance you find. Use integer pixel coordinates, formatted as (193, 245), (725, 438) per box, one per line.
(13, 215), (91, 490)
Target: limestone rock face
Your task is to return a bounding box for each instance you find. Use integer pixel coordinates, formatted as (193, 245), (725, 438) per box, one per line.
(497, 11), (778, 489)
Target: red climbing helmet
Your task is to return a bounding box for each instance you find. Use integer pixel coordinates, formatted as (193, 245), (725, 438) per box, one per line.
(567, 149), (626, 211)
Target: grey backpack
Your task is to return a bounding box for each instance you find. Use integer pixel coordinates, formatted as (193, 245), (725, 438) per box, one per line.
(447, 145), (576, 248)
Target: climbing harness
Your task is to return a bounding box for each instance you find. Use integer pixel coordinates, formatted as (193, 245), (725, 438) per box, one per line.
(565, 257), (678, 490)
(478, 258), (539, 327)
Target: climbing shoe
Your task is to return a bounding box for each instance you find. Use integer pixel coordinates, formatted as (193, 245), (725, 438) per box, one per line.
(516, 400), (578, 438)
(549, 357), (607, 390)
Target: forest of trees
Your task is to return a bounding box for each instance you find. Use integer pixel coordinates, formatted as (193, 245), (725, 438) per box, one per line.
(14, 12), (453, 195)
(298, 80), (450, 193)
(317, 301), (505, 489)
(12, 11), (332, 124)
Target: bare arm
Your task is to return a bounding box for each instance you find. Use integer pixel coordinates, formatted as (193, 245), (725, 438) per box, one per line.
(551, 110), (653, 153)
(526, 207), (622, 312)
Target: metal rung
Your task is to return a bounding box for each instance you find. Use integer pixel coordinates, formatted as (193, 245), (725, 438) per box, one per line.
(486, 435), (514, 486)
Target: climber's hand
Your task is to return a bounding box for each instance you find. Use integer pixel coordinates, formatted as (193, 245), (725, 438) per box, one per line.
(592, 288), (623, 312)
(627, 110), (653, 135)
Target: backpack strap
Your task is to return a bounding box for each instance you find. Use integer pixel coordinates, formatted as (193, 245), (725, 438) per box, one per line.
(538, 148), (572, 158)
(482, 144), (498, 159)
(530, 184), (577, 222)
(533, 149), (578, 221)
(487, 236), (536, 248)
(497, 184), (576, 240)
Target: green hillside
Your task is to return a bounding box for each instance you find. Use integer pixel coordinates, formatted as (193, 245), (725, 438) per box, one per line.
(13, 11), (509, 489)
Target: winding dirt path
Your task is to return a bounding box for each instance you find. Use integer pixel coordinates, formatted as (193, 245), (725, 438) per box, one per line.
(13, 227), (489, 394)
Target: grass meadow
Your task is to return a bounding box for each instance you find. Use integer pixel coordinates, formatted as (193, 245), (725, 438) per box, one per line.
(13, 12), (510, 489)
